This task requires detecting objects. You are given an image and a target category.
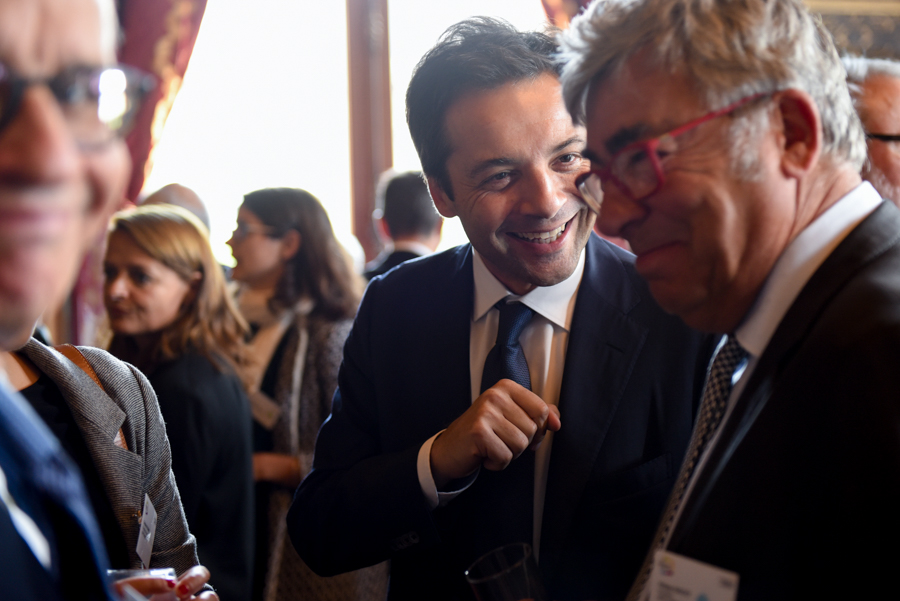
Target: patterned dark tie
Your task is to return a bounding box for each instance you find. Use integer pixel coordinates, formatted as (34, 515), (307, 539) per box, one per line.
(472, 299), (537, 555)
(627, 336), (749, 601)
(480, 299), (535, 392)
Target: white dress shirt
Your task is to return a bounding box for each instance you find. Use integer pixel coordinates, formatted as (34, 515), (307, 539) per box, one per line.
(416, 247), (586, 557)
(663, 182), (883, 548)
(391, 240), (434, 258)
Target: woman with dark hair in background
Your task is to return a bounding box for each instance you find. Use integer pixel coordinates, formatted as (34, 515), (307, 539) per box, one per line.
(104, 204), (255, 601)
(227, 188), (385, 601)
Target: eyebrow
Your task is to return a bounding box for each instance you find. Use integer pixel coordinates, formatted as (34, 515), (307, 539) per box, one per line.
(467, 157), (517, 180)
(605, 123), (653, 155)
(553, 135), (586, 154)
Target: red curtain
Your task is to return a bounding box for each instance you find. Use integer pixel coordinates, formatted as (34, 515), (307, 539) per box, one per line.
(65, 0), (208, 344)
(119, 0), (209, 202)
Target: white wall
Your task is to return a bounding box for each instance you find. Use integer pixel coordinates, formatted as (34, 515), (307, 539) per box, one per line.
(143, 0), (550, 265)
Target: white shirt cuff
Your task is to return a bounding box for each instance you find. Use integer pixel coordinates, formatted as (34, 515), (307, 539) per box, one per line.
(416, 431), (478, 509)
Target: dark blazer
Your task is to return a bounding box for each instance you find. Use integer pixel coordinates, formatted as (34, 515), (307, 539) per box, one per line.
(289, 235), (715, 601)
(0, 381), (113, 601)
(145, 352), (254, 601)
(667, 200), (900, 600)
(363, 249), (422, 280)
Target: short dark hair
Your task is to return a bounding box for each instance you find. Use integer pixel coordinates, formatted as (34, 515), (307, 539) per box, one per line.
(378, 171), (441, 238)
(406, 17), (560, 199)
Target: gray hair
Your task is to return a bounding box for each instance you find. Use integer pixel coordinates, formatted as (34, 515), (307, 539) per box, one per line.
(559, 0), (866, 171)
(843, 55), (900, 86)
(842, 55), (900, 117)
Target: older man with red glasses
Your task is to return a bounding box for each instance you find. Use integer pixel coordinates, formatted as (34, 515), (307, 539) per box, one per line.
(560, 0), (900, 599)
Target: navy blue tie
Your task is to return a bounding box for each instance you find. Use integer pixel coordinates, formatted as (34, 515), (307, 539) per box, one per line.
(471, 299), (537, 556)
(481, 300), (535, 393)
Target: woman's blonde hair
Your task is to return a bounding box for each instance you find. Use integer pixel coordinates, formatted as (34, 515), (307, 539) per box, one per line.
(107, 204), (249, 373)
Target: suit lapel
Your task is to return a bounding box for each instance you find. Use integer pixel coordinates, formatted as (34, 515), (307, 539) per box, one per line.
(394, 245), (474, 435)
(21, 340), (143, 542)
(542, 236), (648, 553)
(672, 201), (900, 542)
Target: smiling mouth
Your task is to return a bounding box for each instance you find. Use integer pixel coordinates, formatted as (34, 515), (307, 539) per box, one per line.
(511, 220), (569, 244)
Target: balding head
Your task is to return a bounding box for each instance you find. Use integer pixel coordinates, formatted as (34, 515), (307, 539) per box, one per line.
(142, 183), (211, 231)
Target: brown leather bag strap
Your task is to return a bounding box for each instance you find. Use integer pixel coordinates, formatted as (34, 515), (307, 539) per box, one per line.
(55, 343), (104, 390)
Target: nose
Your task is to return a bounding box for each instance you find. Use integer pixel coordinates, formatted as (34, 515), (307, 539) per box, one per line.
(519, 166), (568, 219)
(596, 181), (648, 239)
(105, 272), (130, 301)
(0, 86), (80, 185)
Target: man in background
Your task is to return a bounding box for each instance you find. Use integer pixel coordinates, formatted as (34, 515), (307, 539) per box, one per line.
(290, 17), (713, 601)
(363, 170), (442, 279)
(561, 0), (900, 598)
(843, 55), (900, 204)
(141, 183), (212, 231)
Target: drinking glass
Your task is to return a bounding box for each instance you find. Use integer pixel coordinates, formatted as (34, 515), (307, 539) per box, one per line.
(465, 542), (546, 601)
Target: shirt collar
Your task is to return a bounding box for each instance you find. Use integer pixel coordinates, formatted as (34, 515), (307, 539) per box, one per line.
(472, 247), (586, 330)
(736, 182), (882, 357)
(391, 240), (434, 258)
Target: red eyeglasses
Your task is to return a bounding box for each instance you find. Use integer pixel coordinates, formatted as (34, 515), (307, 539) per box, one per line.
(577, 92), (770, 212)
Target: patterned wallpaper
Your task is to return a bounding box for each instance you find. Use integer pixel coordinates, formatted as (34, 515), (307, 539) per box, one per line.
(805, 1), (900, 58)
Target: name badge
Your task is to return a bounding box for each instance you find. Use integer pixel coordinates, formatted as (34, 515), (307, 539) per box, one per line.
(648, 550), (738, 601)
(136, 494), (157, 568)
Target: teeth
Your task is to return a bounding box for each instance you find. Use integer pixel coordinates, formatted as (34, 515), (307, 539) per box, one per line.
(515, 222), (566, 243)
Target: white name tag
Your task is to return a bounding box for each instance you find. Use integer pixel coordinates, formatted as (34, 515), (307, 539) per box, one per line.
(648, 550), (739, 601)
(136, 494), (157, 568)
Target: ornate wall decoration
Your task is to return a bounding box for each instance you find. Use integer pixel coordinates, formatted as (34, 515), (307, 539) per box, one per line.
(806, 1), (900, 58)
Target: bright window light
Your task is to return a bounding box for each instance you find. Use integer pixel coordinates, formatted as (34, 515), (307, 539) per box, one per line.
(143, 1), (549, 265)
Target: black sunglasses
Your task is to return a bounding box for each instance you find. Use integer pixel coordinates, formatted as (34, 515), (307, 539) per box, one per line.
(0, 61), (156, 149)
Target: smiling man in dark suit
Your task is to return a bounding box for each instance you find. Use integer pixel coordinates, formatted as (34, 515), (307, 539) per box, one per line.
(289, 17), (714, 601)
(560, 0), (900, 599)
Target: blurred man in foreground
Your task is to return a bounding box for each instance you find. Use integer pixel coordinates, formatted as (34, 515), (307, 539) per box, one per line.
(561, 0), (900, 598)
(0, 0), (212, 598)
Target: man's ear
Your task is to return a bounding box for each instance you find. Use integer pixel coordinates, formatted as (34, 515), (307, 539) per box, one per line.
(775, 89), (821, 179)
(427, 176), (457, 218)
(280, 229), (302, 261)
(377, 218), (391, 242)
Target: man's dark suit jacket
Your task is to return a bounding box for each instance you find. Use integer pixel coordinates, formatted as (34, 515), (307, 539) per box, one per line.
(0, 384), (113, 601)
(666, 200), (900, 600)
(363, 249), (422, 280)
(289, 234), (715, 601)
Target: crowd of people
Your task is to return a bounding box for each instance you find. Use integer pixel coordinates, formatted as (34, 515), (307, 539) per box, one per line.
(1, 0), (899, 601)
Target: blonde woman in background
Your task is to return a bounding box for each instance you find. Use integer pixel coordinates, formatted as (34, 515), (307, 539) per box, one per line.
(227, 188), (386, 601)
(104, 204), (255, 601)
